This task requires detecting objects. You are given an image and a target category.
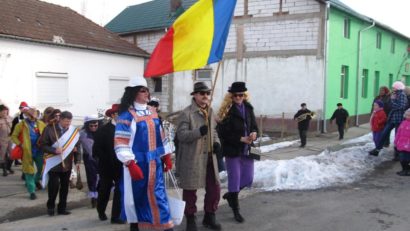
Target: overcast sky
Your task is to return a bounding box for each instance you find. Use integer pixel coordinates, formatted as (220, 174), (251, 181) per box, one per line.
(41, 0), (410, 37)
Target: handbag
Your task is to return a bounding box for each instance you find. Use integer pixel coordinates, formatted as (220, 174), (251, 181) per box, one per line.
(10, 124), (25, 160)
(167, 171), (185, 226)
(10, 145), (23, 160)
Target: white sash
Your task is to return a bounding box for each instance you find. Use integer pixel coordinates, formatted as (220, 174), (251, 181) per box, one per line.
(41, 125), (80, 188)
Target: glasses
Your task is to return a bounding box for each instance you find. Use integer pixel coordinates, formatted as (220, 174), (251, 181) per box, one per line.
(198, 91), (211, 96)
(233, 93), (244, 98)
(139, 88), (149, 93)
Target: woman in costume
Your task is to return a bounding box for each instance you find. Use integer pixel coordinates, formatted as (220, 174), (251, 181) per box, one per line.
(114, 76), (173, 231)
(217, 82), (258, 223)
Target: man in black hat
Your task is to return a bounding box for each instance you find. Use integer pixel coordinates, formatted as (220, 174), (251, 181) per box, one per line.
(330, 103), (349, 140)
(293, 103), (313, 148)
(176, 81), (222, 231)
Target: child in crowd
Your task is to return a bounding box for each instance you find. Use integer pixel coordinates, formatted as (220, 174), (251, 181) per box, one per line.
(370, 100), (387, 147)
(394, 108), (410, 176)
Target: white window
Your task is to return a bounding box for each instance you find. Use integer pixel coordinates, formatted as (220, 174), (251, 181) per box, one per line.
(36, 72), (68, 104)
(109, 76), (129, 103)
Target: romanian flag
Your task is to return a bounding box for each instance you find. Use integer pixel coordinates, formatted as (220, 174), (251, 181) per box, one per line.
(144, 0), (237, 77)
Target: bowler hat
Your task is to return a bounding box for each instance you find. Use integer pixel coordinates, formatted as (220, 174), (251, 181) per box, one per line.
(228, 82), (247, 93)
(191, 82), (211, 95)
(105, 104), (119, 117)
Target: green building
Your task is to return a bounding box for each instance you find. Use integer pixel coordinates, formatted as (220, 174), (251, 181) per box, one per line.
(325, 0), (410, 126)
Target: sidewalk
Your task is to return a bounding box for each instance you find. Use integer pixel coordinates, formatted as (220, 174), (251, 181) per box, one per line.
(0, 124), (373, 230)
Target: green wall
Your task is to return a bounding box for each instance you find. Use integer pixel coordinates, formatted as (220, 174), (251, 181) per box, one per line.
(325, 8), (410, 119)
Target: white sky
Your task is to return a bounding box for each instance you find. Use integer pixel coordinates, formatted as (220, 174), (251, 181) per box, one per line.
(41, 0), (410, 37)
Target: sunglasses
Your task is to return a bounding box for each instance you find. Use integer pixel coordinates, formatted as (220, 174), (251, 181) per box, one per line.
(233, 93), (244, 98)
(139, 88), (149, 93)
(198, 91), (211, 96)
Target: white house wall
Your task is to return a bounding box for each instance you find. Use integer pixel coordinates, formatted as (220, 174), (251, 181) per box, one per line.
(0, 39), (144, 122)
(122, 0), (325, 116)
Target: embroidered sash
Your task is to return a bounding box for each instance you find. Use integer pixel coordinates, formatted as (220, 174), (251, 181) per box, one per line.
(41, 125), (79, 188)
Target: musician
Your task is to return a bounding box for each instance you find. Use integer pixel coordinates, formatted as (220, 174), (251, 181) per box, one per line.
(293, 103), (313, 148)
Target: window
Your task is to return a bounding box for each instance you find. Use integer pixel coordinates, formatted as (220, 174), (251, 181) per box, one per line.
(340, 66), (349, 99)
(153, 77), (162, 92)
(376, 32), (382, 49)
(405, 63), (410, 73)
(391, 38), (395, 53)
(195, 68), (212, 81)
(374, 71), (380, 97)
(403, 75), (410, 86)
(343, 18), (350, 39)
(36, 72), (68, 104)
(362, 69), (369, 98)
(389, 74), (394, 88)
(109, 76), (129, 103)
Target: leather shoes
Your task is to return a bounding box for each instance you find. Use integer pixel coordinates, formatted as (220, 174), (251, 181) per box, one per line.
(98, 212), (108, 221)
(47, 209), (55, 216)
(57, 210), (71, 215)
(111, 218), (126, 224)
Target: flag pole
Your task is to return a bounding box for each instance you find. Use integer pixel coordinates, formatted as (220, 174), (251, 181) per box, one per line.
(209, 61), (222, 107)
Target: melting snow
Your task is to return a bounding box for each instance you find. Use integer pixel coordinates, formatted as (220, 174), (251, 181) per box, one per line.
(220, 133), (393, 191)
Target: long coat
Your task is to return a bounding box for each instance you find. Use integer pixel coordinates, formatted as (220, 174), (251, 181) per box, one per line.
(218, 102), (258, 157)
(11, 119), (46, 174)
(176, 100), (220, 190)
(93, 121), (122, 180)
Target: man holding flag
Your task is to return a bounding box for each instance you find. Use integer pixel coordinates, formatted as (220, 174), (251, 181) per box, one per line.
(40, 111), (81, 216)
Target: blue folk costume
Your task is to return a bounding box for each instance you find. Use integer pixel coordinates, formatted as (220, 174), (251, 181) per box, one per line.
(114, 103), (173, 230)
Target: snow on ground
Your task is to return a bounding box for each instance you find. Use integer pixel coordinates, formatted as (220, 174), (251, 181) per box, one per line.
(258, 140), (298, 153)
(221, 133), (393, 191)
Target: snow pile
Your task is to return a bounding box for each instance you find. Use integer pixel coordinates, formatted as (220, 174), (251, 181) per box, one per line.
(221, 133), (393, 191)
(259, 140), (298, 153)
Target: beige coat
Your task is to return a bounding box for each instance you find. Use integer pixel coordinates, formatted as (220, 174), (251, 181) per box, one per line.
(176, 99), (220, 190)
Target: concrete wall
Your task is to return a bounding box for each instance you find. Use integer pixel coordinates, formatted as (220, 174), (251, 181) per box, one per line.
(122, 0), (326, 117)
(0, 38), (144, 122)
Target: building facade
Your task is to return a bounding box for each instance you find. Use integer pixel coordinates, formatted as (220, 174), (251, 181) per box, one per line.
(106, 0), (410, 132)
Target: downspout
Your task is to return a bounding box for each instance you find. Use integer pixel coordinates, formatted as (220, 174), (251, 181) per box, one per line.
(322, 1), (330, 133)
(355, 20), (375, 126)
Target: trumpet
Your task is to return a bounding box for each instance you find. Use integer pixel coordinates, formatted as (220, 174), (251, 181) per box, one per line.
(296, 111), (316, 122)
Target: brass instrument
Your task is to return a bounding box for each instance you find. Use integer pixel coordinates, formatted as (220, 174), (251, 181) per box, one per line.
(296, 111), (316, 122)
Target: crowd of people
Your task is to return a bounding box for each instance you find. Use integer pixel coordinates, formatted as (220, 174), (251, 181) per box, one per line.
(0, 77), (409, 231)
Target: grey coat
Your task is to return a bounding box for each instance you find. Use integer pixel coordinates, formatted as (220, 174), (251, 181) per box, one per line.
(176, 100), (220, 190)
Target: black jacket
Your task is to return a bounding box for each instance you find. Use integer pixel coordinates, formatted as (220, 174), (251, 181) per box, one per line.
(330, 108), (349, 125)
(218, 102), (258, 157)
(294, 109), (312, 130)
(92, 121), (122, 180)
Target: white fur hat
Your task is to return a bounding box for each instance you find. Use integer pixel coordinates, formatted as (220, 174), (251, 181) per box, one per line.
(405, 108), (410, 118)
(392, 81), (405, 90)
(84, 114), (103, 123)
(128, 76), (147, 88)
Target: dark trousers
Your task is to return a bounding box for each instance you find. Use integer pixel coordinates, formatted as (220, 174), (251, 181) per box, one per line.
(47, 171), (71, 211)
(298, 129), (307, 146)
(183, 157), (220, 215)
(337, 123), (345, 139)
(97, 176), (121, 220)
(376, 122), (399, 150)
(83, 153), (98, 192)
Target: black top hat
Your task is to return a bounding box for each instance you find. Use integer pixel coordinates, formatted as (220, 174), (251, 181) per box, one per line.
(228, 82), (247, 93)
(191, 82), (211, 95)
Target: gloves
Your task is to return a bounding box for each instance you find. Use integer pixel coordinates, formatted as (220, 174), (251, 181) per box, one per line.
(199, 125), (208, 136)
(127, 161), (143, 181)
(213, 142), (221, 154)
(162, 154), (172, 172)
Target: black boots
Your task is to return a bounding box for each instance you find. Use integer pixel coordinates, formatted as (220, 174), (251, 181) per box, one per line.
(223, 192), (244, 223)
(186, 215), (198, 231)
(397, 161), (410, 176)
(202, 212), (222, 230)
(130, 223), (139, 231)
(368, 149), (380, 156)
(2, 163), (7, 176)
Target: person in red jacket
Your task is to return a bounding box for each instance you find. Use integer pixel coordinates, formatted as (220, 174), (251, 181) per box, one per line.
(370, 100), (387, 147)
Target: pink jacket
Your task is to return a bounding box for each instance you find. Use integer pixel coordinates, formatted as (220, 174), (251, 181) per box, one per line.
(394, 119), (410, 152)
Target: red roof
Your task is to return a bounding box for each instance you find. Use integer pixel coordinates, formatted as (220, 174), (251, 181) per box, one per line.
(0, 0), (149, 57)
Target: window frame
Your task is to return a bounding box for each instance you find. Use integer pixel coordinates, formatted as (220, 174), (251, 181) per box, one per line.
(340, 65), (349, 99)
(361, 69), (369, 98)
